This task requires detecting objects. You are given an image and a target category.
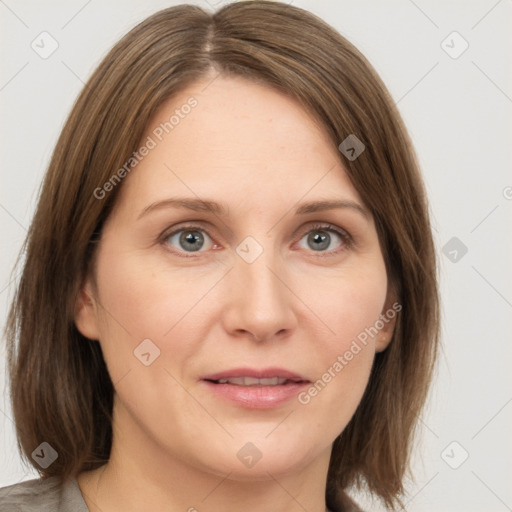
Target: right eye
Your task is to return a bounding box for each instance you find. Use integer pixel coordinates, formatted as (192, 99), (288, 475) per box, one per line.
(163, 225), (218, 257)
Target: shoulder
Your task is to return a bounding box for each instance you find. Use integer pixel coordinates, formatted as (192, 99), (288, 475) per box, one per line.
(0, 476), (88, 512)
(0, 477), (62, 511)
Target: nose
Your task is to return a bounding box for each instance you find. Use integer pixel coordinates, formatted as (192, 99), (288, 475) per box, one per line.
(221, 242), (298, 343)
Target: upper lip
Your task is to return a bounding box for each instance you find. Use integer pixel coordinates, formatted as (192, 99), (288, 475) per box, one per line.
(201, 367), (310, 382)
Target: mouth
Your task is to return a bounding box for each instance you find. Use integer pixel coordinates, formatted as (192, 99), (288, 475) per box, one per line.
(204, 376), (308, 386)
(200, 368), (310, 409)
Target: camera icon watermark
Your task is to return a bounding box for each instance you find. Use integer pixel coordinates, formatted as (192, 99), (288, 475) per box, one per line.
(31, 31), (59, 59)
(338, 134), (366, 161)
(236, 236), (263, 264)
(441, 31), (469, 60)
(441, 441), (469, 469)
(133, 338), (161, 366)
(236, 442), (263, 468)
(31, 442), (58, 469)
(442, 236), (468, 263)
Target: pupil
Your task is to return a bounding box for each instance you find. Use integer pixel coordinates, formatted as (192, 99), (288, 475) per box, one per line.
(309, 231), (329, 251)
(180, 230), (203, 252)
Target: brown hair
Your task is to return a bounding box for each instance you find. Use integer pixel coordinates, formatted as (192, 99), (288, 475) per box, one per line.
(5, 1), (439, 509)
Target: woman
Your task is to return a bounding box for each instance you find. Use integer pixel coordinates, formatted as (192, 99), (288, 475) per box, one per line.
(1, 1), (439, 511)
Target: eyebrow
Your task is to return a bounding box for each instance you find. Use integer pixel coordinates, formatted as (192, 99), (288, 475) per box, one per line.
(137, 197), (369, 220)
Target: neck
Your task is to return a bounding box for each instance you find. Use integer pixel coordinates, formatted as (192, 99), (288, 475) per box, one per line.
(77, 403), (333, 512)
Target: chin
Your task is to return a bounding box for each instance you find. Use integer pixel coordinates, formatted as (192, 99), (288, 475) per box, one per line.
(194, 435), (324, 481)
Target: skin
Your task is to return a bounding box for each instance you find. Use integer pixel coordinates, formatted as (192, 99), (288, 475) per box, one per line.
(75, 73), (396, 512)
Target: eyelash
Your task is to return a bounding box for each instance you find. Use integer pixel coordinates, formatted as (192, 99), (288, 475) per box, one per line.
(160, 222), (353, 259)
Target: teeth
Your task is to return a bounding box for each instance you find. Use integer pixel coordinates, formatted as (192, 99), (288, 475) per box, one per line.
(216, 377), (288, 386)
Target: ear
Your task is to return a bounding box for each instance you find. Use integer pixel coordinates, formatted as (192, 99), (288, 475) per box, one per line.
(74, 277), (101, 340)
(375, 285), (400, 353)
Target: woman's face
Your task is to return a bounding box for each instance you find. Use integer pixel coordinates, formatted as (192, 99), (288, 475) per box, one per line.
(76, 74), (395, 480)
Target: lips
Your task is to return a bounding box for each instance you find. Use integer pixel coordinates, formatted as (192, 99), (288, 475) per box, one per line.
(200, 367), (310, 409)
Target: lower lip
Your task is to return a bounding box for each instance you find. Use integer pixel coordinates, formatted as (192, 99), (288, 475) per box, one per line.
(202, 380), (309, 409)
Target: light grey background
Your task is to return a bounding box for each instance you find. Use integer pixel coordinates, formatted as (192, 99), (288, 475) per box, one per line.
(1, 1), (511, 510)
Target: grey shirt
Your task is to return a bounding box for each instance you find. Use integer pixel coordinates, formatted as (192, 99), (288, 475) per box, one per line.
(0, 476), (89, 512)
(0, 476), (362, 512)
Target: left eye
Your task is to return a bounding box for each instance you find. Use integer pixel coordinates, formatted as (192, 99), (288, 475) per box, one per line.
(296, 224), (348, 253)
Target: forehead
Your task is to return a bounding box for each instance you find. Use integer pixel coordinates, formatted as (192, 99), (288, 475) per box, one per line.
(117, 75), (364, 213)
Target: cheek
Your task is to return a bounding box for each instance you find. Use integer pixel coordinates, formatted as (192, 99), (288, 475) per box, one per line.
(91, 248), (209, 424)
(298, 262), (387, 416)
(92, 250), (173, 373)
(314, 262), (388, 352)
(94, 245), (205, 336)
(92, 245), (225, 382)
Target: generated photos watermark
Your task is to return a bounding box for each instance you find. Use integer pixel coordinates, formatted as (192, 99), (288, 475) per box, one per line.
(298, 301), (402, 405)
(93, 96), (198, 200)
